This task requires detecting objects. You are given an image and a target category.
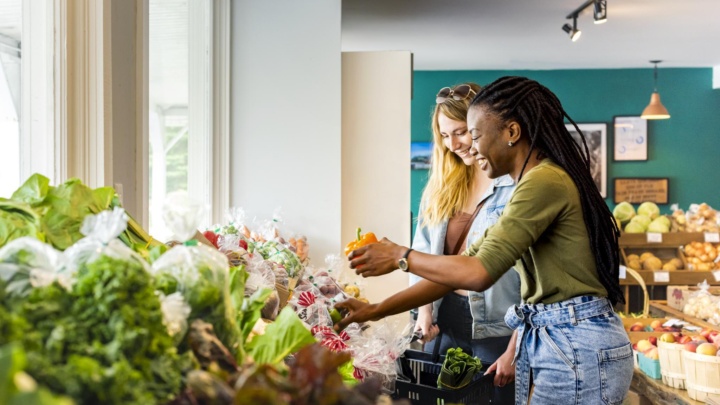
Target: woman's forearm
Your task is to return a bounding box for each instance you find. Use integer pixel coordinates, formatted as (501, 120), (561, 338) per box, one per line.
(406, 250), (494, 292)
(370, 279), (453, 320)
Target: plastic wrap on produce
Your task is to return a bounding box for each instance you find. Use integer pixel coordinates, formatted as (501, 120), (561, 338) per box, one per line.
(245, 255), (280, 320)
(683, 280), (720, 321)
(350, 319), (415, 392)
(0, 236), (70, 294)
(63, 207), (149, 275)
(151, 192), (240, 350)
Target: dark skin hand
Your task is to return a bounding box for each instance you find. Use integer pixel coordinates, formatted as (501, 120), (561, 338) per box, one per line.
(334, 278), (453, 331)
(347, 237), (494, 291)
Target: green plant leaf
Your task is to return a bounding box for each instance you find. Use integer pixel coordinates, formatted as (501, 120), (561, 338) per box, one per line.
(11, 174), (50, 207)
(247, 307), (315, 366)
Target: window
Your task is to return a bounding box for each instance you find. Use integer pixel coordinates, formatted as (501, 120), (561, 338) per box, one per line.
(148, 0), (230, 241)
(149, 0), (191, 240)
(0, 0), (21, 197)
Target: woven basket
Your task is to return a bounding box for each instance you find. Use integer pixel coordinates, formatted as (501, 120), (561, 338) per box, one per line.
(625, 267), (649, 317)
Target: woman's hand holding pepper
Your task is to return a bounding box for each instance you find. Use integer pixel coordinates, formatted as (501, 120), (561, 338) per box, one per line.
(348, 237), (406, 278)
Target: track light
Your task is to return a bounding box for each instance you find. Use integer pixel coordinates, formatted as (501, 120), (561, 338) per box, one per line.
(593, 0), (607, 24)
(562, 17), (581, 42)
(563, 0), (607, 41)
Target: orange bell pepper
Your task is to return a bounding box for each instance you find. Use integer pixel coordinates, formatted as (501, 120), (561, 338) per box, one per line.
(344, 227), (378, 256)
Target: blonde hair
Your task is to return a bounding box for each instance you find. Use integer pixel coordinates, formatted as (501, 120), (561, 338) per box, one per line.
(420, 83), (481, 227)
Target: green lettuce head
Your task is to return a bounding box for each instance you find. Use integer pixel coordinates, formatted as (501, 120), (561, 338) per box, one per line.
(613, 202), (636, 225)
(637, 202), (660, 220)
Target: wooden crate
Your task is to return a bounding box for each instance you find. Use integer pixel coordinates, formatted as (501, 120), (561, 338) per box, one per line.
(621, 246), (687, 271)
(680, 241), (720, 271)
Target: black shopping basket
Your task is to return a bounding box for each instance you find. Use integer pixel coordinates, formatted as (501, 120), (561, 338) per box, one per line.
(393, 344), (493, 404)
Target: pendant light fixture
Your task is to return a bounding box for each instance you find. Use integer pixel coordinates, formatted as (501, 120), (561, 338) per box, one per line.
(641, 60), (671, 120)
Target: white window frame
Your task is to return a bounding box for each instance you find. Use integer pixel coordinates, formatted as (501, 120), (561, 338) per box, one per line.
(186, 0), (231, 227)
(21, 0), (113, 188)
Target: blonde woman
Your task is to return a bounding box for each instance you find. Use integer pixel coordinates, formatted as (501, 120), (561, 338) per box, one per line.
(411, 83), (520, 404)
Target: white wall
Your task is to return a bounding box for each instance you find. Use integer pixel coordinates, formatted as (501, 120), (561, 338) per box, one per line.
(231, 0), (342, 262)
(341, 51), (412, 322)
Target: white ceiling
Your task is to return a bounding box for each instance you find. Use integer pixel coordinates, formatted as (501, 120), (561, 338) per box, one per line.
(342, 0), (720, 70)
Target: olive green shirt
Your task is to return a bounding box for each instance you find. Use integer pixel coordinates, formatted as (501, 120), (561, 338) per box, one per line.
(464, 159), (608, 304)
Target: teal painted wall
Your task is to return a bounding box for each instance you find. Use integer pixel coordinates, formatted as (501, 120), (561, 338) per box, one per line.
(411, 68), (720, 227)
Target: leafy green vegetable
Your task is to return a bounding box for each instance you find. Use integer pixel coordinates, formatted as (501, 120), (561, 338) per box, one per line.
(247, 307), (316, 365)
(0, 255), (185, 405)
(437, 347), (482, 390)
(0, 343), (75, 405)
(338, 361), (358, 387)
(155, 261), (242, 358)
(0, 199), (42, 247)
(251, 240), (303, 277)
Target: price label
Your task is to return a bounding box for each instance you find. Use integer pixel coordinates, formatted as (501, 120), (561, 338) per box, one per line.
(705, 232), (720, 243)
(653, 271), (670, 283)
(646, 233), (663, 243)
(713, 270), (720, 282)
(619, 265), (626, 280)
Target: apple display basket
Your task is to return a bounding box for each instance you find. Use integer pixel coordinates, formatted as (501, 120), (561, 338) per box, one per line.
(657, 340), (686, 389)
(637, 351), (662, 379)
(683, 350), (720, 401)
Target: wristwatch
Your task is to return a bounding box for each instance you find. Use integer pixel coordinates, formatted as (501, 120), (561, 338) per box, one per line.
(398, 248), (413, 272)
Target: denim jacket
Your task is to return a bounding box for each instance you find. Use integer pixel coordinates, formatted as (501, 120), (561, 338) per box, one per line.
(410, 175), (521, 340)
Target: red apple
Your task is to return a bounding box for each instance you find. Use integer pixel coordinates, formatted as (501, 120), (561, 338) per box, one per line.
(692, 336), (708, 343)
(637, 340), (653, 352)
(629, 322), (645, 332)
(707, 331), (719, 344)
(683, 341), (700, 353)
(678, 335), (693, 344)
(648, 336), (658, 346)
(644, 347), (660, 360)
(697, 343), (718, 356)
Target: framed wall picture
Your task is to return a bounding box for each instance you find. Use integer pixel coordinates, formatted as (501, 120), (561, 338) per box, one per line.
(410, 142), (432, 170)
(565, 123), (607, 197)
(613, 116), (648, 161)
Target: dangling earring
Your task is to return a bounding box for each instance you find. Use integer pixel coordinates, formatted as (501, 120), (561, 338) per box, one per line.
(508, 141), (514, 147)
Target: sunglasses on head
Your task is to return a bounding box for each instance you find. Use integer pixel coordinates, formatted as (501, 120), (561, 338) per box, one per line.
(435, 84), (475, 104)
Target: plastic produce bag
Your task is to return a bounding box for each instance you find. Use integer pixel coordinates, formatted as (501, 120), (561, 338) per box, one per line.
(0, 236), (69, 296)
(683, 280), (720, 320)
(350, 319), (415, 392)
(244, 256), (280, 320)
(151, 192), (241, 353)
(63, 207), (149, 275)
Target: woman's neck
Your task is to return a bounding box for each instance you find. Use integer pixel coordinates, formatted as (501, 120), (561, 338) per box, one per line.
(510, 148), (545, 182)
(469, 166), (493, 205)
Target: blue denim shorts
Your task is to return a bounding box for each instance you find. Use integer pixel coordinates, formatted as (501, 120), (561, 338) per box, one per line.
(505, 296), (634, 405)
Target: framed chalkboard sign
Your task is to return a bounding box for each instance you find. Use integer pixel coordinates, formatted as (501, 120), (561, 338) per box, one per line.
(613, 178), (669, 204)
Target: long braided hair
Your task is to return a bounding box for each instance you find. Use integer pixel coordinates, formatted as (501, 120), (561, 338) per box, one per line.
(469, 76), (623, 305)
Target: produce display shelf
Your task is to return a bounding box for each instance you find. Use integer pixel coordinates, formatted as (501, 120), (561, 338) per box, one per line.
(619, 232), (712, 248)
(631, 367), (707, 405)
(649, 300), (720, 333)
(619, 270), (720, 287)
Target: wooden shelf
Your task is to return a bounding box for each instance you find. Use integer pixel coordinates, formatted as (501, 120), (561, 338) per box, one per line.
(620, 270), (720, 286)
(649, 300), (720, 332)
(619, 232), (709, 248)
(631, 368), (705, 405)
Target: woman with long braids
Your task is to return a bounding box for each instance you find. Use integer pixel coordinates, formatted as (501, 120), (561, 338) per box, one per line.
(335, 76), (633, 405)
